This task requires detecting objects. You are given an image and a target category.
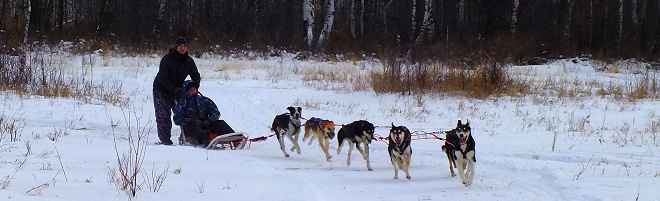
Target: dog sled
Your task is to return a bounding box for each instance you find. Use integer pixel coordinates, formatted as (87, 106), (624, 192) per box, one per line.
(178, 120), (249, 150)
(179, 132), (248, 150)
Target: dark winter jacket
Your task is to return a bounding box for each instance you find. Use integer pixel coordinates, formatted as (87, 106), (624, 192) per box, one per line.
(173, 81), (220, 126)
(152, 48), (201, 97)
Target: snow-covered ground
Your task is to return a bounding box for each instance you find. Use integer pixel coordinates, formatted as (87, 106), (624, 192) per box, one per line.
(1, 52), (659, 201)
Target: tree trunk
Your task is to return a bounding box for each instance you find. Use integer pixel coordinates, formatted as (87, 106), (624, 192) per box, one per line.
(618, 0), (624, 50)
(411, 0), (417, 35)
(415, 0), (433, 44)
(511, 0), (519, 33)
(20, 0), (31, 86)
(563, 0), (573, 43)
(303, 0), (315, 48)
(360, 0), (364, 35)
(349, 0), (355, 40)
(152, 0), (167, 40)
(317, 0), (335, 47)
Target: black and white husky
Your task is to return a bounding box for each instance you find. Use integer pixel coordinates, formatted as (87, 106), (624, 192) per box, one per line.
(441, 119), (476, 187)
(388, 123), (412, 180)
(336, 120), (375, 171)
(271, 106), (302, 157)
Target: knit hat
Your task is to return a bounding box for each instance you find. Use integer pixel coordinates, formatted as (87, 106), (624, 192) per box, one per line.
(183, 80), (199, 90)
(175, 37), (188, 47)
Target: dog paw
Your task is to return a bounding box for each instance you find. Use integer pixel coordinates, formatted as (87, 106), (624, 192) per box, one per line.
(284, 154), (290, 157)
(367, 168), (373, 171)
(326, 156), (332, 162)
(393, 176), (398, 179)
(406, 175), (411, 180)
(464, 182), (472, 187)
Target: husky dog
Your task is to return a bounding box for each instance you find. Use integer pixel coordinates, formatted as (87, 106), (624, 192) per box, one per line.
(271, 106), (303, 157)
(441, 119), (476, 187)
(302, 117), (336, 161)
(336, 120), (375, 171)
(388, 123), (412, 180)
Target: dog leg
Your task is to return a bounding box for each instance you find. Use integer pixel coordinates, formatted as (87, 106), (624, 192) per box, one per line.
(356, 142), (373, 171)
(391, 156), (399, 179)
(447, 153), (456, 177)
(293, 131), (302, 154)
(308, 133), (316, 146)
(319, 137), (331, 161)
(286, 132), (301, 155)
(403, 155), (411, 180)
(303, 126), (312, 145)
(454, 151), (468, 186)
(277, 134), (290, 157)
(465, 151), (476, 187)
(346, 142), (354, 166)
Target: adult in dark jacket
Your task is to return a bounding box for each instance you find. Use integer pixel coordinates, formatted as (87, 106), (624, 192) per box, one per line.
(153, 37), (201, 145)
(174, 80), (234, 146)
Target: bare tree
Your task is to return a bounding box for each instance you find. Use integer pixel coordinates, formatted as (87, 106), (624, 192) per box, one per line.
(303, 0), (315, 48)
(317, 0), (335, 47)
(618, 0), (624, 50)
(152, 0), (167, 40)
(510, 0), (519, 34)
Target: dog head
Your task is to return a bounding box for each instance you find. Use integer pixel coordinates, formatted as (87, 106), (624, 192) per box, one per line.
(359, 120), (376, 140)
(321, 120), (336, 139)
(455, 119), (471, 145)
(287, 106), (302, 120)
(389, 123), (410, 145)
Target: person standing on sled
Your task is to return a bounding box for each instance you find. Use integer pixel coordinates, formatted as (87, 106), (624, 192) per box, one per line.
(153, 37), (201, 145)
(173, 80), (235, 147)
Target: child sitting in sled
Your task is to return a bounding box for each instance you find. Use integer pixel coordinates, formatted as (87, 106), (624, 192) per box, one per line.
(173, 80), (245, 149)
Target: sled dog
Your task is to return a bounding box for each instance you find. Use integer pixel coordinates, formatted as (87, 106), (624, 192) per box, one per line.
(336, 120), (375, 171)
(441, 119), (476, 187)
(303, 117), (336, 161)
(388, 123), (412, 180)
(271, 106), (303, 157)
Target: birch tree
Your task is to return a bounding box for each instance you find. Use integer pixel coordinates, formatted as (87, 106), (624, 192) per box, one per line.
(317, 0), (335, 47)
(510, 0), (519, 33)
(411, 0), (417, 34)
(618, 0), (623, 48)
(152, 0), (166, 39)
(303, 0), (315, 48)
(415, 0), (433, 44)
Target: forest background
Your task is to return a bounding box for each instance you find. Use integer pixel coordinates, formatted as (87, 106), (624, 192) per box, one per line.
(1, 0), (659, 63)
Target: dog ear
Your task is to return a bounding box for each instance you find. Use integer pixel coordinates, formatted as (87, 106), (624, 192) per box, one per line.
(457, 119), (462, 127)
(465, 119), (470, 126)
(391, 122), (395, 128)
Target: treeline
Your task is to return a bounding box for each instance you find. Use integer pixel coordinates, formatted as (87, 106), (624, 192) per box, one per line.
(1, 0), (659, 61)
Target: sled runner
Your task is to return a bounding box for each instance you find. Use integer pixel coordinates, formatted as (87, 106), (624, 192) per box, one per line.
(177, 120), (248, 150)
(178, 131), (248, 150)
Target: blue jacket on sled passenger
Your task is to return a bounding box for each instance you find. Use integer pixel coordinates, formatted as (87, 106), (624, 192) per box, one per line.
(173, 81), (220, 126)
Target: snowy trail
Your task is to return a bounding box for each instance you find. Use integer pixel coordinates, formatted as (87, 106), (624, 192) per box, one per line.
(2, 56), (659, 200)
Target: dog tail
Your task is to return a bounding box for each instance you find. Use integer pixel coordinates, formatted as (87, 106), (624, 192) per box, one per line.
(441, 145), (447, 152)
